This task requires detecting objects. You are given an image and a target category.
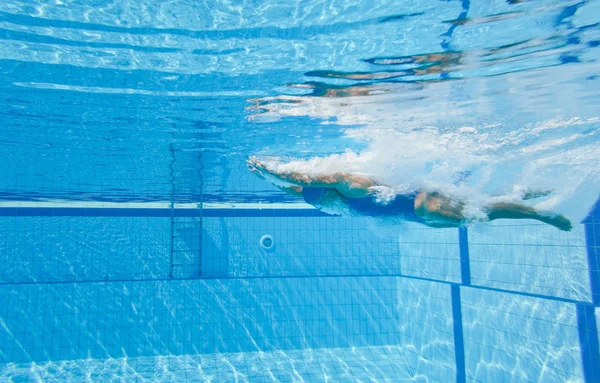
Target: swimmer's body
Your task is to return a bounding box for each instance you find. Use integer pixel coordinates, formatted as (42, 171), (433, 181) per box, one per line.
(247, 156), (572, 231)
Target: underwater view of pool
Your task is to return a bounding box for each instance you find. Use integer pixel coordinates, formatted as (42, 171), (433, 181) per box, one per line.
(1, 0), (600, 381)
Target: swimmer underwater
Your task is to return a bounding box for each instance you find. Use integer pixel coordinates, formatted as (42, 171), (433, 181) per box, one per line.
(247, 156), (572, 231)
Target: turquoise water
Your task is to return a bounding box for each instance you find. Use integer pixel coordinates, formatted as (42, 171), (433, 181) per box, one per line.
(1, 0), (600, 382)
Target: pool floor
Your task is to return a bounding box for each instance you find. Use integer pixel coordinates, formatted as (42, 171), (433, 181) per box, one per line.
(0, 345), (421, 383)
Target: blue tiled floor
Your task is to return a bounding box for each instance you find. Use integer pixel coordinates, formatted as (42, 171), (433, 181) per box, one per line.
(0, 345), (419, 383)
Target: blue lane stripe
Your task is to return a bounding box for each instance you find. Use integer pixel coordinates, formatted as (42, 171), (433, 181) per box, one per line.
(576, 304), (600, 383)
(0, 207), (333, 218)
(458, 227), (471, 286)
(451, 285), (467, 383)
(585, 223), (600, 305)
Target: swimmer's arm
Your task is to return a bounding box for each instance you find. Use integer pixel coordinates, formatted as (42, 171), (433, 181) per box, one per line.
(247, 156), (376, 198)
(274, 172), (375, 198)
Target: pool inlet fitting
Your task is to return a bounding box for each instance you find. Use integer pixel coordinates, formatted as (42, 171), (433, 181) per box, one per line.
(259, 234), (275, 251)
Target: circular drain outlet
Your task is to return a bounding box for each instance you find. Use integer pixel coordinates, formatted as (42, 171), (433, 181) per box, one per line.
(260, 235), (275, 250)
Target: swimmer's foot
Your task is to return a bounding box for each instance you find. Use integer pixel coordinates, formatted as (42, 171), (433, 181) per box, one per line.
(542, 213), (572, 232)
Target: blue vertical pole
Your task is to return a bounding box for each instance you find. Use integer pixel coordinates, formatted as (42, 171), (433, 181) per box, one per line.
(585, 223), (600, 305)
(580, 197), (600, 382)
(451, 285), (466, 383)
(169, 143), (175, 278)
(584, 197), (600, 304)
(458, 227), (471, 286)
(198, 153), (204, 277)
(576, 303), (600, 383)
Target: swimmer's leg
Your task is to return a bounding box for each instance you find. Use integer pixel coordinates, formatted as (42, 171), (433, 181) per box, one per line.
(414, 191), (465, 227)
(414, 191), (572, 231)
(486, 202), (572, 231)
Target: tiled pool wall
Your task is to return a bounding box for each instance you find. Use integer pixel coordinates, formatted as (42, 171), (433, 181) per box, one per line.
(0, 207), (599, 383)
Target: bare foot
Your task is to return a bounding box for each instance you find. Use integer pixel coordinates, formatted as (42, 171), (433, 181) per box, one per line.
(546, 214), (572, 232)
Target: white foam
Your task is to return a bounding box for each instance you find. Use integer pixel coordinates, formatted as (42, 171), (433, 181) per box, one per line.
(255, 116), (600, 223)
(249, 66), (600, 225)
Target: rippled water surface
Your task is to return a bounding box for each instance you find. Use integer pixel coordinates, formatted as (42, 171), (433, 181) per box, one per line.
(1, 0), (599, 214)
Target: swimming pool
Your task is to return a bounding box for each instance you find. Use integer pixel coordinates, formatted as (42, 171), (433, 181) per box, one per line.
(1, 0), (600, 382)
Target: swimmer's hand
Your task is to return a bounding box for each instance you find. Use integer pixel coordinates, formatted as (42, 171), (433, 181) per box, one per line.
(247, 156), (269, 180)
(522, 189), (553, 200)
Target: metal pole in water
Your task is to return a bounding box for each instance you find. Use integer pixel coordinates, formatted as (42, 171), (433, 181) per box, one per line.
(169, 142), (175, 279)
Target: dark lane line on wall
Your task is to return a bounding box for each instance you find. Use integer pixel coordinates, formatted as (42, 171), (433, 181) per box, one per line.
(458, 227), (471, 286)
(584, 198), (600, 306)
(451, 285), (467, 383)
(584, 222), (600, 305)
(169, 143), (176, 279)
(576, 303), (600, 383)
(0, 207), (333, 217)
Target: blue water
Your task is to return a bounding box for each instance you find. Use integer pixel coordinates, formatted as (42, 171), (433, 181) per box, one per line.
(1, 0), (600, 382)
